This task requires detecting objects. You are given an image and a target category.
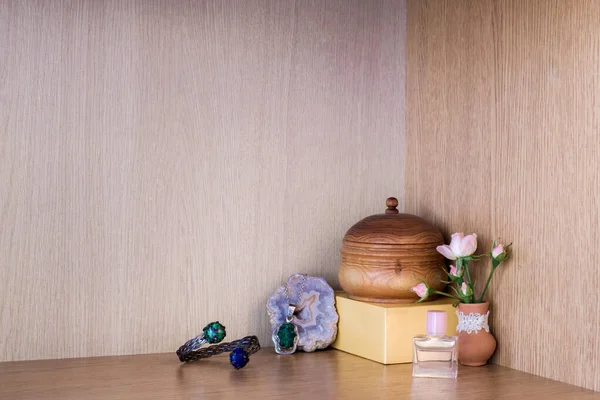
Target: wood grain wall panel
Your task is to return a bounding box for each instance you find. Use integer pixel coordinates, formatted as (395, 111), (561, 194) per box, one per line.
(407, 0), (600, 391)
(0, 0), (406, 361)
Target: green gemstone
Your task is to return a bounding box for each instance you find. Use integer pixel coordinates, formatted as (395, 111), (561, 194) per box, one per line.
(203, 321), (226, 344)
(277, 323), (297, 349)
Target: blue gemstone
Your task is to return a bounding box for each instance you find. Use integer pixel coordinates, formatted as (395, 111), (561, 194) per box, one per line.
(229, 348), (249, 369)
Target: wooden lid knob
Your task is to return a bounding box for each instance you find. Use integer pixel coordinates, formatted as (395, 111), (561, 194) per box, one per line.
(385, 197), (399, 214)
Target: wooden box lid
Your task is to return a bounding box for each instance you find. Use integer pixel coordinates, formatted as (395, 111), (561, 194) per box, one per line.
(342, 197), (443, 248)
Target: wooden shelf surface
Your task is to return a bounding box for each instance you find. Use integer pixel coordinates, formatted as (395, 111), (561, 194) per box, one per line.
(1, 349), (598, 399)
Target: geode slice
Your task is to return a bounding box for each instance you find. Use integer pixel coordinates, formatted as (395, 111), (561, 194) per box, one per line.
(266, 274), (339, 352)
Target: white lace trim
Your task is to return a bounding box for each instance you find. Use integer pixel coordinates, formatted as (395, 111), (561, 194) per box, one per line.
(456, 310), (490, 334)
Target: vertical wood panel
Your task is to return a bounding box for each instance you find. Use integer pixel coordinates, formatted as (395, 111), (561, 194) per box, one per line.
(0, 0), (406, 361)
(407, 0), (600, 391)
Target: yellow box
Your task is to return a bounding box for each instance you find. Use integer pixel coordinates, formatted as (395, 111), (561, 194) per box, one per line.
(331, 291), (458, 364)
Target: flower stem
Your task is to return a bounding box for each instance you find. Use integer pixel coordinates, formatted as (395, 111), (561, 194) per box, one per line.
(463, 260), (475, 303)
(432, 290), (462, 301)
(479, 266), (497, 303)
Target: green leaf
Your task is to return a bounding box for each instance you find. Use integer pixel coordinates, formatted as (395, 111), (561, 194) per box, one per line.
(441, 268), (454, 279)
(449, 285), (461, 297)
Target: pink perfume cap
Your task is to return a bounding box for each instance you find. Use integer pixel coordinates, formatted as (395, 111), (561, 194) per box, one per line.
(426, 310), (447, 336)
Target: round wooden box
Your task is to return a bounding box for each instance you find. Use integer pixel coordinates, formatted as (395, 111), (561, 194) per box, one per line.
(338, 197), (447, 303)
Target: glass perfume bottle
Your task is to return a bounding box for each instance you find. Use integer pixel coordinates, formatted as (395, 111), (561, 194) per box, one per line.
(412, 310), (458, 379)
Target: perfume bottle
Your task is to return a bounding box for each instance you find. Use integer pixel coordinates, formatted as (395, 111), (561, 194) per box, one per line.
(412, 310), (458, 379)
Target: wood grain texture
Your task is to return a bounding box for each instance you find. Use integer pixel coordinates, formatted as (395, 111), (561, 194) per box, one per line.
(2, 349), (600, 400)
(339, 206), (446, 303)
(0, 0), (406, 361)
(407, 0), (600, 391)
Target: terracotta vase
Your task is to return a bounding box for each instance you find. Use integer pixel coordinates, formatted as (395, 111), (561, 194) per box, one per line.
(456, 302), (496, 366)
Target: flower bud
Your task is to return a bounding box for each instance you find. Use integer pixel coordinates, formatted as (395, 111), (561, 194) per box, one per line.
(491, 243), (509, 262)
(411, 282), (430, 300)
(460, 282), (473, 297)
(449, 264), (463, 278)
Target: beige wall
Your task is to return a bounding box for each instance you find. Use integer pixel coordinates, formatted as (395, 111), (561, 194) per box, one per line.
(0, 0), (406, 361)
(407, 0), (599, 391)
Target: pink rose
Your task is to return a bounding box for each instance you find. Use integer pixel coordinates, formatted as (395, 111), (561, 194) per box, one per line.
(411, 283), (429, 299)
(437, 232), (478, 260)
(436, 244), (456, 260)
(460, 282), (473, 297)
(492, 243), (507, 261)
(449, 265), (457, 276)
(449, 264), (462, 278)
(460, 282), (469, 296)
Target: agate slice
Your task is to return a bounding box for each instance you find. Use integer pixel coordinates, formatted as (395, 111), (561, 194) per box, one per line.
(266, 274), (339, 352)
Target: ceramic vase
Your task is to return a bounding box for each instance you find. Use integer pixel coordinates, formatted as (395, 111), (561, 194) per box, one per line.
(456, 302), (496, 366)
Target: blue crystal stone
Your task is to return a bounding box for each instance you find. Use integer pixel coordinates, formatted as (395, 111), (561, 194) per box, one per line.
(229, 348), (249, 369)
